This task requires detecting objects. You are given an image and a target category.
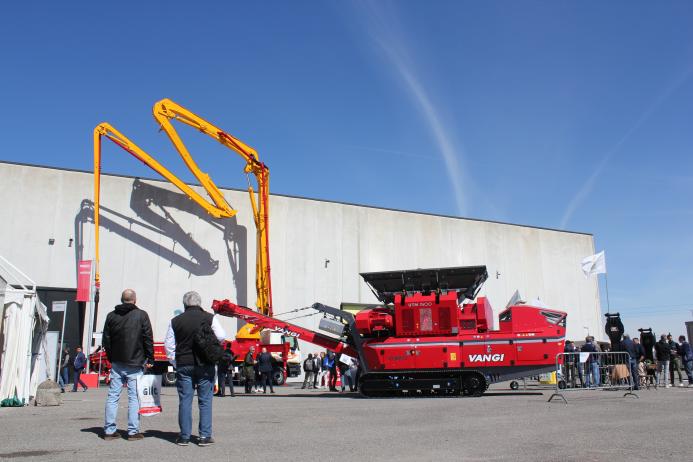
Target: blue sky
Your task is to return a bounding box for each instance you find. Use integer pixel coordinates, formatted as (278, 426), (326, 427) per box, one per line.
(1, 1), (691, 337)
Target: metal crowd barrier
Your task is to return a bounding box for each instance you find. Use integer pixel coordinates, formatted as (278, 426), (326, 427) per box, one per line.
(548, 351), (639, 403)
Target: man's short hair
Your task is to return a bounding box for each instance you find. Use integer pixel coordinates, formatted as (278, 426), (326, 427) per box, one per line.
(623, 334), (630, 340)
(121, 289), (136, 304)
(679, 335), (686, 342)
(183, 291), (202, 307)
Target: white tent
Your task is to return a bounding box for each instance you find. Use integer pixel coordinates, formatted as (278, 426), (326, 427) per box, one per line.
(0, 255), (49, 405)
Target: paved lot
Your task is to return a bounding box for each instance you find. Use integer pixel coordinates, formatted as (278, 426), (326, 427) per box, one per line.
(0, 382), (691, 462)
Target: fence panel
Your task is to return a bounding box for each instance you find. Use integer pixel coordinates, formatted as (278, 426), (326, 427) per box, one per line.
(548, 351), (639, 403)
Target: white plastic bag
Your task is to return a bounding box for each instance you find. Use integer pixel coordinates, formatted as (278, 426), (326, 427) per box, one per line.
(137, 374), (162, 416)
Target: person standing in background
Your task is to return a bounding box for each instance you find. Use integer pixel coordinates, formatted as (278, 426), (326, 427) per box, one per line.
(326, 351), (338, 391)
(678, 335), (693, 387)
(215, 343), (236, 397)
(71, 346), (88, 392)
(301, 353), (315, 389)
(621, 334), (639, 390)
(243, 346), (256, 394)
(581, 337), (600, 388)
(57, 346), (70, 393)
(257, 347), (275, 394)
(317, 351), (328, 389)
(654, 334), (671, 388)
(667, 334), (684, 387)
(312, 353), (321, 389)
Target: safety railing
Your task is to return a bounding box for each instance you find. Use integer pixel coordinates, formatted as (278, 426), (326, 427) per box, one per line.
(548, 351), (639, 403)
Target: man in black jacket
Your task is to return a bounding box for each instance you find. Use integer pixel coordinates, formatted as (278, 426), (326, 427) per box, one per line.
(654, 334), (671, 388)
(215, 344), (236, 397)
(102, 289), (154, 441)
(164, 291), (226, 446)
(257, 347), (275, 394)
(621, 334), (639, 390)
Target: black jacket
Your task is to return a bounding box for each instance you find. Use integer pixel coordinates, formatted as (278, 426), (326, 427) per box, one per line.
(654, 340), (671, 361)
(171, 306), (214, 366)
(218, 349), (235, 369)
(257, 352), (274, 373)
(667, 340), (680, 358)
(103, 303), (154, 367)
(622, 338), (637, 359)
(634, 343), (645, 361)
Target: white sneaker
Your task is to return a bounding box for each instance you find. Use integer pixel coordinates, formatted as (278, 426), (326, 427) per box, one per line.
(665, 384), (672, 388)
(677, 383), (684, 387)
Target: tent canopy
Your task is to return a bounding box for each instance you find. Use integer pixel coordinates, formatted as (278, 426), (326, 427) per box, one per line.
(0, 255), (49, 405)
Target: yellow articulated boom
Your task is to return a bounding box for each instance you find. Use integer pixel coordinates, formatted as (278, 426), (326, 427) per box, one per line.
(93, 99), (272, 329)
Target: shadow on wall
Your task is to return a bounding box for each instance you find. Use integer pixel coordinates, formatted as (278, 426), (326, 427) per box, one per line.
(74, 179), (248, 306)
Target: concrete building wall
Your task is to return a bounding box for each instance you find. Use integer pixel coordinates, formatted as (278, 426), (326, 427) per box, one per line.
(0, 162), (604, 350)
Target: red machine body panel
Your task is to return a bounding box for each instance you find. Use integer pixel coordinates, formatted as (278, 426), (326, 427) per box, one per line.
(214, 266), (568, 396)
(357, 304), (565, 372)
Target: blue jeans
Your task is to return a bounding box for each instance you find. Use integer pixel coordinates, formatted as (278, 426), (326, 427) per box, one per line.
(57, 367), (69, 390)
(104, 363), (144, 436)
(629, 358), (639, 389)
(341, 371), (353, 391)
(684, 360), (693, 384)
(176, 365), (215, 439)
(585, 362), (600, 388)
(72, 368), (88, 391)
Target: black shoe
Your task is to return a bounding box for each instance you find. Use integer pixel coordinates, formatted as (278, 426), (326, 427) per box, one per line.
(103, 432), (122, 441)
(83, 387), (88, 392)
(60, 389), (65, 393)
(198, 437), (215, 447)
(176, 437), (190, 446)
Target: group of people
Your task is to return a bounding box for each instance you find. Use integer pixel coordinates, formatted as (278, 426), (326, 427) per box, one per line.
(100, 288), (225, 446)
(562, 333), (693, 391)
(240, 345), (278, 394)
(56, 345), (89, 393)
(300, 350), (359, 392)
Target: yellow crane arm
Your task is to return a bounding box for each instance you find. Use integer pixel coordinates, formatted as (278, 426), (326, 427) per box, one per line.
(93, 99), (273, 318)
(152, 99), (272, 317)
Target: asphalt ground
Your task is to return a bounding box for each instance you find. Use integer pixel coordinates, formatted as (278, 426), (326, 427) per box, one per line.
(0, 382), (691, 462)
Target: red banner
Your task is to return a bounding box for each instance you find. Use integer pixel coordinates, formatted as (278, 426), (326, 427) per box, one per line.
(76, 260), (92, 302)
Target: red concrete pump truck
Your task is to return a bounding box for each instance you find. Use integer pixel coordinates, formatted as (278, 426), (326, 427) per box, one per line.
(214, 266), (567, 397)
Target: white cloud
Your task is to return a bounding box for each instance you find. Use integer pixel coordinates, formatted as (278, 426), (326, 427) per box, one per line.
(354, 0), (468, 215)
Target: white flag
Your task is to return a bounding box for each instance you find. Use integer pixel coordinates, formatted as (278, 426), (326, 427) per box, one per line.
(581, 251), (606, 278)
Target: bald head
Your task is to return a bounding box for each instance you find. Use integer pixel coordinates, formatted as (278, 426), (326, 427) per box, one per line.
(121, 289), (136, 304)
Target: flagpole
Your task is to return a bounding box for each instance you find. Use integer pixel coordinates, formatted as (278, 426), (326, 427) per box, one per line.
(603, 272), (611, 313)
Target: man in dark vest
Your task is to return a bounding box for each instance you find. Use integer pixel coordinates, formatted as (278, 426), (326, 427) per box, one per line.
(102, 288), (154, 440)
(215, 343), (236, 397)
(164, 291), (226, 446)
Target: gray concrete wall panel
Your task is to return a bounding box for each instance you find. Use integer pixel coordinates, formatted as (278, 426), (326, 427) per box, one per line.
(0, 163), (604, 348)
